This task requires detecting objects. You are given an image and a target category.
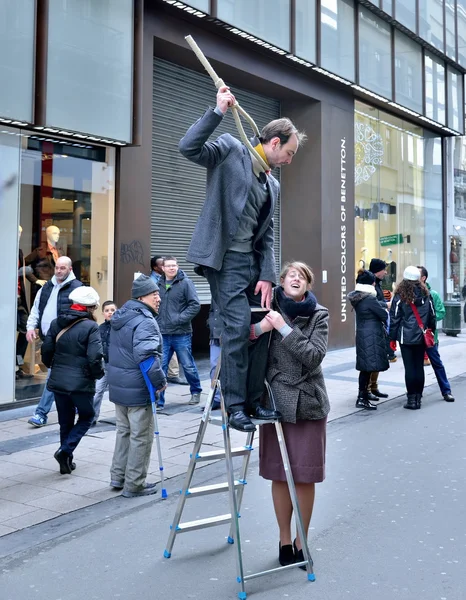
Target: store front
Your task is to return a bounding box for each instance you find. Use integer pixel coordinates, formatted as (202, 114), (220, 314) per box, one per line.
(355, 100), (444, 296)
(0, 128), (115, 405)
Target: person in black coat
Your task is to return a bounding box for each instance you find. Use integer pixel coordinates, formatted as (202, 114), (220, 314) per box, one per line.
(347, 269), (389, 410)
(42, 286), (104, 474)
(389, 266), (436, 410)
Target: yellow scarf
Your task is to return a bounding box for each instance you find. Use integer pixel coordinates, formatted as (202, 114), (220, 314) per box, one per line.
(251, 143), (270, 176)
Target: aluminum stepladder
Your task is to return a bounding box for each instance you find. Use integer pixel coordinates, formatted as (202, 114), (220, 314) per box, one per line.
(163, 348), (315, 599)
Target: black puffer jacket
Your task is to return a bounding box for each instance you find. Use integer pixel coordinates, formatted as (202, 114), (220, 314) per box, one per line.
(389, 286), (436, 345)
(99, 320), (111, 363)
(157, 269), (200, 335)
(347, 285), (389, 373)
(42, 310), (104, 394)
(107, 300), (166, 407)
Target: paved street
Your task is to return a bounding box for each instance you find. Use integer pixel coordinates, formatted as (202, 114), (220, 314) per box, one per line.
(0, 368), (465, 600)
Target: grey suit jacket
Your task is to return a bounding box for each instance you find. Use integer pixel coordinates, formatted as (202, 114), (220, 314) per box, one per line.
(179, 108), (278, 283)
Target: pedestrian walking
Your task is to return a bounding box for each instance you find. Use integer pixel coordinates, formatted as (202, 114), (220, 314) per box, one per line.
(389, 266), (436, 410)
(179, 85), (305, 432)
(156, 256), (202, 408)
(348, 269), (390, 411)
(253, 262), (329, 568)
(41, 287), (104, 475)
(92, 300), (118, 425)
(107, 274), (166, 497)
(26, 257), (82, 427)
(417, 266), (454, 402)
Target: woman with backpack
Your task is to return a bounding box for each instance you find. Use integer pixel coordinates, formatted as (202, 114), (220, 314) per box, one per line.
(42, 287), (104, 474)
(389, 266), (436, 410)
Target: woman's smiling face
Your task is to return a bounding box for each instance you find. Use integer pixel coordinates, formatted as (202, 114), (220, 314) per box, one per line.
(281, 268), (308, 300)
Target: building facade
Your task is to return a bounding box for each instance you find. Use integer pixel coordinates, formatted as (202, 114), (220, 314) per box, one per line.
(1, 0), (139, 405)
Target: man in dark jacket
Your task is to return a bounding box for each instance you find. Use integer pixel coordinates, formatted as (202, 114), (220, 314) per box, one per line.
(107, 275), (166, 498)
(156, 256), (202, 408)
(26, 257), (82, 427)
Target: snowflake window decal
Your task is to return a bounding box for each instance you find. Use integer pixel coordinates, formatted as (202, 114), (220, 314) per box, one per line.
(355, 122), (384, 186)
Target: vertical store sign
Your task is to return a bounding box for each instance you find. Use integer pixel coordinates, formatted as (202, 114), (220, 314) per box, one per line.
(340, 137), (347, 322)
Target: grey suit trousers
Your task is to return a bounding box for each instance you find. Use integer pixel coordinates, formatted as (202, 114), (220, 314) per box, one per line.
(205, 250), (270, 413)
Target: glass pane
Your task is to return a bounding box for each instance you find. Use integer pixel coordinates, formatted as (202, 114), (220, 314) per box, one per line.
(296, 0), (316, 63)
(0, 0), (35, 121)
(217, 0), (290, 50)
(47, 0), (133, 142)
(17, 137), (115, 401)
(445, 0), (456, 60)
(184, 0), (209, 10)
(396, 0), (416, 32)
(447, 67), (464, 132)
(321, 0), (355, 80)
(355, 101), (444, 303)
(0, 128), (20, 404)
(419, 0), (444, 52)
(359, 7), (392, 99)
(458, 0), (466, 67)
(394, 31), (423, 113)
(383, 0), (393, 16)
(453, 138), (466, 296)
(425, 52), (446, 125)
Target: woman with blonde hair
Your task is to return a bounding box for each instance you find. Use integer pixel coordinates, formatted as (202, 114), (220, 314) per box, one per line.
(252, 261), (329, 568)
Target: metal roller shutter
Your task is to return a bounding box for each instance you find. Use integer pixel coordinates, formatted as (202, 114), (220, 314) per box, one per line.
(152, 58), (281, 303)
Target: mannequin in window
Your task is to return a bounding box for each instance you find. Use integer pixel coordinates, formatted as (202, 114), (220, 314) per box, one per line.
(359, 247), (368, 270)
(17, 226), (36, 379)
(384, 249), (397, 291)
(25, 225), (63, 286)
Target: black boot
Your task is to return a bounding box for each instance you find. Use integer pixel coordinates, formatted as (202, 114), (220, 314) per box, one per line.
(356, 392), (377, 410)
(415, 393), (422, 409)
(54, 449), (72, 474)
(403, 394), (418, 410)
(370, 388), (389, 399)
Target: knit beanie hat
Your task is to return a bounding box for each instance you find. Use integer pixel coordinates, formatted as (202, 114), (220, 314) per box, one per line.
(69, 286), (100, 307)
(356, 269), (376, 285)
(369, 258), (386, 273)
(132, 274), (159, 298)
(403, 265), (420, 281)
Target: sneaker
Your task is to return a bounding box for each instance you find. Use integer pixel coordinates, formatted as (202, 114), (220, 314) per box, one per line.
(156, 400), (165, 409)
(189, 393), (201, 405)
(121, 482), (158, 498)
(28, 414), (47, 427)
(110, 480), (124, 490)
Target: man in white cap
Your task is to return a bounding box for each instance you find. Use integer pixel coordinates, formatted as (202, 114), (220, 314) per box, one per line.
(107, 274), (166, 498)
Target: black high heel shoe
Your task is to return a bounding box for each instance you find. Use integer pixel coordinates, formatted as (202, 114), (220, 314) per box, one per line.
(278, 542), (295, 566)
(293, 539), (313, 571)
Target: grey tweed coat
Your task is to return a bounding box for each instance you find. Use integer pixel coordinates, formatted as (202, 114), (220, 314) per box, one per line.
(265, 299), (330, 424)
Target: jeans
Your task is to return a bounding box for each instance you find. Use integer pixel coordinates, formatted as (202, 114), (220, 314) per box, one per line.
(205, 250), (270, 413)
(54, 391), (95, 455)
(110, 404), (154, 492)
(93, 367), (108, 421)
(158, 334), (202, 405)
(34, 369), (55, 420)
(210, 339), (221, 403)
(426, 343), (451, 395)
(400, 344), (425, 395)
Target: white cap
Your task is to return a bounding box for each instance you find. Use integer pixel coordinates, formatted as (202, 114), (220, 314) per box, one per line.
(69, 286), (100, 307)
(403, 266), (420, 281)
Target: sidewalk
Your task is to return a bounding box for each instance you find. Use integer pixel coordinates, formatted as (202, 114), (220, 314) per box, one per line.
(0, 331), (464, 537)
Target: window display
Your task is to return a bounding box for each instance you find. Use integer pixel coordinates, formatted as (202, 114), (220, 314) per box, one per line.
(355, 101), (444, 298)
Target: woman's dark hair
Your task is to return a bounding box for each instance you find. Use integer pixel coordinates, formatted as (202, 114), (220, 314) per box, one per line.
(394, 279), (429, 304)
(86, 307), (97, 321)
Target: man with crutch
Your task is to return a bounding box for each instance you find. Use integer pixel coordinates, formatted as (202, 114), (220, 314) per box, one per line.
(179, 86), (305, 432)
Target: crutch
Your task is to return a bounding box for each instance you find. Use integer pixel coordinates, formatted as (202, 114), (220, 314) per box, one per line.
(140, 357), (167, 499)
(184, 35), (269, 173)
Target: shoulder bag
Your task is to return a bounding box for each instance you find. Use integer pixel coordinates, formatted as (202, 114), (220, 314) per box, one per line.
(55, 318), (87, 342)
(410, 303), (435, 348)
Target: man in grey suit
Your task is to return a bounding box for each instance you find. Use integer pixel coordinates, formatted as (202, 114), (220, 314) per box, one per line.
(179, 85), (305, 432)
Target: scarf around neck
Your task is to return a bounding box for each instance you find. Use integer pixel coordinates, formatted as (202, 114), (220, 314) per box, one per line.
(276, 286), (317, 321)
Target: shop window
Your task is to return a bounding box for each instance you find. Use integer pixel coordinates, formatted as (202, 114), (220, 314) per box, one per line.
(355, 101), (444, 299)
(15, 136), (115, 402)
(419, 0), (444, 52)
(320, 0), (355, 80)
(296, 0), (317, 64)
(359, 7), (392, 99)
(217, 0), (290, 50)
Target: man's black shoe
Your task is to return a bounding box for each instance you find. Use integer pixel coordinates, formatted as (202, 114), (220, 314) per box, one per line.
(250, 406), (282, 421)
(54, 449), (72, 475)
(371, 389), (389, 398)
(229, 411), (256, 432)
(167, 376), (189, 385)
(443, 393), (455, 402)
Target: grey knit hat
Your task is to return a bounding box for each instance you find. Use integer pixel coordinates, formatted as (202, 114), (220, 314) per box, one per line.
(132, 275), (159, 298)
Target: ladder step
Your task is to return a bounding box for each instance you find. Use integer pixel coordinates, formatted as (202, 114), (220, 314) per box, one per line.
(186, 480), (245, 498)
(175, 514), (232, 533)
(194, 446), (253, 462)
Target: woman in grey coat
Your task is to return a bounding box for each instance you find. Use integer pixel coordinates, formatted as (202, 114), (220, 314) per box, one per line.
(253, 261), (329, 568)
